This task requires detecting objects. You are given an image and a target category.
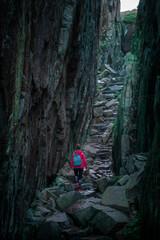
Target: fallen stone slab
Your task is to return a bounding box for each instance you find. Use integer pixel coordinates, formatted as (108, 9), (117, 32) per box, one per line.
(117, 175), (130, 186)
(102, 186), (130, 214)
(61, 169), (75, 182)
(94, 101), (107, 107)
(64, 183), (74, 192)
(81, 190), (96, 198)
(95, 177), (108, 193)
(97, 93), (115, 101)
(105, 99), (117, 108)
(125, 171), (144, 199)
(91, 205), (129, 235)
(65, 198), (101, 227)
(103, 110), (114, 117)
(134, 160), (146, 172)
(105, 64), (117, 75)
(102, 123), (114, 143)
(40, 186), (60, 201)
(109, 85), (123, 91)
(135, 153), (148, 161)
(56, 191), (84, 211)
(99, 162), (112, 170)
(94, 107), (104, 117)
(46, 212), (72, 229)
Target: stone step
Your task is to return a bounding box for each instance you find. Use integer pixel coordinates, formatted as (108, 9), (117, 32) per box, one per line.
(108, 81), (124, 86)
(102, 89), (122, 94)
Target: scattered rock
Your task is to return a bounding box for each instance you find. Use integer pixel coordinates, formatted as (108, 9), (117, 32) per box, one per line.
(65, 183), (74, 192)
(56, 191), (84, 211)
(94, 101), (107, 107)
(61, 169), (75, 182)
(96, 177), (108, 193)
(46, 212), (73, 229)
(106, 99), (117, 108)
(117, 175), (130, 186)
(103, 110), (114, 117)
(102, 186), (130, 214)
(94, 107), (104, 117)
(102, 123), (114, 143)
(125, 171), (143, 199)
(65, 198), (101, 227)
(91, 205), (129, 235)
(105, 64), (117, 75)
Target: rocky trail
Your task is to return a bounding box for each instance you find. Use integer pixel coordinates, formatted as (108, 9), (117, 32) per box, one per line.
(24, 65), (148, 240)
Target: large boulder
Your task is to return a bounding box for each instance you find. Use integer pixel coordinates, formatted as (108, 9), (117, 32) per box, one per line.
(102, 123), (114, 143)
(40, 186), (60, 201)
(46, 212), (73, 229)
(125, 170), (144, 199)
(101, 186), (130, 214)
(94, 107), (104, 117)
(117, 175), (130, 186)
(65, 198), (101, 226)
(96, 177), (108, 193)
(56, 191), (84, 211)
(91, 205), (129, 235)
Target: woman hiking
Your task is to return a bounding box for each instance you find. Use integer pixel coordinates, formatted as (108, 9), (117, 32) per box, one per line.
(70, 144), (88, 191)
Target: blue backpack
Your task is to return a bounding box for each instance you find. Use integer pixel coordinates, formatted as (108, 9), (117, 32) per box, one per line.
(73, 152), (82, 167)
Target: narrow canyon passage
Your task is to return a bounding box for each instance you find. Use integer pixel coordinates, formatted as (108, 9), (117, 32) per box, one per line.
(0, 0), (160, 240)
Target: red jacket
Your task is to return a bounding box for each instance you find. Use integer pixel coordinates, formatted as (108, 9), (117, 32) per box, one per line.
(70, 150), (88, 169)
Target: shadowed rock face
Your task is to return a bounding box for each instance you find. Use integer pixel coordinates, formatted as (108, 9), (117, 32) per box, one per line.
(0, 0), (102, 238)
(113, 0), (160, 238)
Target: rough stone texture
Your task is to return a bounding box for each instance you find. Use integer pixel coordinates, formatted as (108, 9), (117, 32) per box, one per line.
(56, 191), (84, 211)
(0, 1), (102, 239)
(91, 205), (129, 235)
(100, 0), (123, 71)
(112, 53), (137, 175)
(101, 186), (129, 214)
(121, 22), (136, 53)
(113, 0), (160, 238)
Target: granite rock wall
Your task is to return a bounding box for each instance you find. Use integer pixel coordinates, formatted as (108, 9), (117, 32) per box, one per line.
(0, 0), (102, 238)
(113, 0), (160, 238)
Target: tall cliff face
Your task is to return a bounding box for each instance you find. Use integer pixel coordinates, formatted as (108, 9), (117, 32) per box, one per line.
(100, 0), (123, 71)
(0, 0), (102, 238)
(136, 0), (160, 238)
(113, 0), (160, 238)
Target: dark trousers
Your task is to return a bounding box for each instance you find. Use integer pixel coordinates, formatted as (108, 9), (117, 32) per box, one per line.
(74, 168), (83, 188)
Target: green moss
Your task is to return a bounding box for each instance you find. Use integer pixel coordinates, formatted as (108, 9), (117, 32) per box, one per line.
(13, 9), (26, 124)
(123, 12), (137, 24)
(102, 40), (109, 49)
(123, 213), (141, 240)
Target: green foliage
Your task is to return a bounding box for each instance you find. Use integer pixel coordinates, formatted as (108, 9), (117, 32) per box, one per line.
(102, 40), (109, 49)
(113, 119), (117, 128)
(126, 73), (132, 79)
(120, 105), (124, 110)
(123, 12), (137, 24)
(97, 82), (102, 91)
(123, 213), (141, 240)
